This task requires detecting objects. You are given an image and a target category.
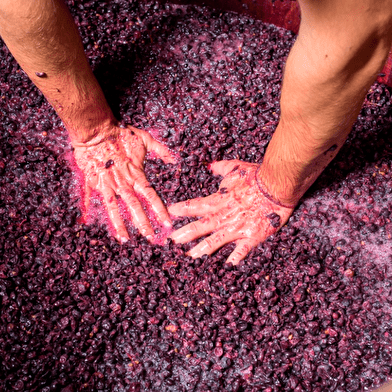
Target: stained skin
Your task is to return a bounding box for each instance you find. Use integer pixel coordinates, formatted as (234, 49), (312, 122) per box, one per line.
(169, 160), (294, 265)
(74, 125), (174, 242)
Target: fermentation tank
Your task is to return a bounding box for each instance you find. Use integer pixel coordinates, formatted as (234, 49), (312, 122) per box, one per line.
(1, 1), (392, 390)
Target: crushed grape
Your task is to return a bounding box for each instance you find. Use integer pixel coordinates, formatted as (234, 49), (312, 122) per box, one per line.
(0, 1), (392, 391)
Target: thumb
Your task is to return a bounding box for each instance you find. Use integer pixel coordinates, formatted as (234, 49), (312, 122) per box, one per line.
(147, 137), (176, 164)
(141, 129), (176, 164)
(209, 160), (243, 177)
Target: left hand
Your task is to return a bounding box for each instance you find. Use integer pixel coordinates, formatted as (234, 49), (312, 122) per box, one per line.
(168, 160), (294, 265)
(73, 125), (175, 242)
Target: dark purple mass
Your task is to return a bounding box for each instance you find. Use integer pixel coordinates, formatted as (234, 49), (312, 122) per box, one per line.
(1, 1), (392, 391)
(105, 159), (114, 169)
(267, 212), (281, 228)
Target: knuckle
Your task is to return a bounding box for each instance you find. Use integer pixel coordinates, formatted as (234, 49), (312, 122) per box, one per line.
(124, 172), (136, 185)
(144, 187), (157, 200)
(117, 185), (129, 195)
(239, 242), (252, 253)
(214, 232), (224, 243)
(189, 221), (200, 232)
(127, 197), (141, 209)
(203, 236), (215, 249)
(200, 216), (210, 224)
(139, 220), (149, 228)
(106, 195), (117, 206)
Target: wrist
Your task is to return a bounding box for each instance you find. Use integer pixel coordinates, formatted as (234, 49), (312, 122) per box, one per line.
(254, 169), (297, 209)
(258, 113), (348, 207)
(62, 91), (116, 146)
(53, 80), (118, 146)
(257, 120), (315, 207)
(256, 160), (304, 208)
(69, 117), (119, 147)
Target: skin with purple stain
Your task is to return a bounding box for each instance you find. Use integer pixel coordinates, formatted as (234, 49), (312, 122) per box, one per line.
(169, 160), (294, 264)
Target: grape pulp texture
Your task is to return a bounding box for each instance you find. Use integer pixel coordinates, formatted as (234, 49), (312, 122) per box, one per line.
(1, 1), (392, 391)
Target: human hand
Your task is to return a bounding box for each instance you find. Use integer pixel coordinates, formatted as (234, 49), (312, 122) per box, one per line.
(168, 160), (295, 265)
(73, 125), (175, 243)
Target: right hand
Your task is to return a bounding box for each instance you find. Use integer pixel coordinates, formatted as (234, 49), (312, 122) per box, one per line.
(168, 160), (295, 264)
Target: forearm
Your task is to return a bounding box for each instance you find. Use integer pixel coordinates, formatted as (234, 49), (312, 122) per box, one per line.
(0, 0), (116, 144)
(258, 0), (392, 206)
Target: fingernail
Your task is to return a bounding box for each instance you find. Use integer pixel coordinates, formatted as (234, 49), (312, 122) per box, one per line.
(163, 220), (172, 228)
(146, 235), (153, 241)
(121, 237), (128, 244)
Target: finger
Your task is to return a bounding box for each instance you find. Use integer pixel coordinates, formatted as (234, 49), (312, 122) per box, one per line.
(170, 217), (216, 244)
(209, 160), (243, 177)
(168, 193), (224, 217)
(100, 186), (129, 243)
(116, 184), (154, 239)
(142, 131), (175, 164)
(188, 230), (239, 258)
(226, 239), (257, 265)
(148, 138), (176, 164)
(133, 176), (172, 228)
